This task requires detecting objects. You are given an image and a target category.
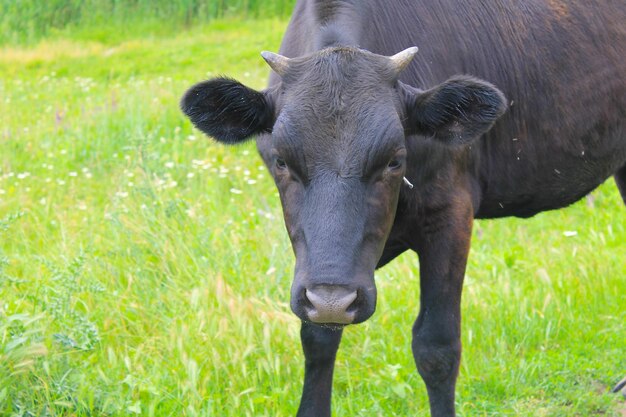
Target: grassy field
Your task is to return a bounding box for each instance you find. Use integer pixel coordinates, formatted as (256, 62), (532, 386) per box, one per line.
(1, 18), (625, 417)
(0, 0), (296, 44)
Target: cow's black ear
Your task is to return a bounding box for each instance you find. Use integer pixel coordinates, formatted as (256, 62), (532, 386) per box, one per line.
(402, 76), (507, 145)
(180, 77), (274, 144)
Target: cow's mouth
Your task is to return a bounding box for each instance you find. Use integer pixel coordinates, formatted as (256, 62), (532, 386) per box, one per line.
(305, 321), (346, 331)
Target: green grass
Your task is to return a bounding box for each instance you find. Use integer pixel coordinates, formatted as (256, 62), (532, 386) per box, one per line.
(0, 0), (296, 44)
(1, 18), (625, 417)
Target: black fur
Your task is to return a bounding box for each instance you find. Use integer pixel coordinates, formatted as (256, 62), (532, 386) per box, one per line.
(180, 77), (273, 144)
(403, 76), (507, 145)
(181, 1), (626, 416)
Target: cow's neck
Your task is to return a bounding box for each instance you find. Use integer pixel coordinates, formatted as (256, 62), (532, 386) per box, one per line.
(308, 0), (365, 50)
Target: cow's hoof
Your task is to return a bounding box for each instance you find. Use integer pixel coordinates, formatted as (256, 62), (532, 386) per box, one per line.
(613, 376), (626, 399)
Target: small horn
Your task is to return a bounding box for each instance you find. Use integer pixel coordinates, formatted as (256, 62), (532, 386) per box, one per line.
(389, 46), (419, 73)
(261, 51), (290, 77)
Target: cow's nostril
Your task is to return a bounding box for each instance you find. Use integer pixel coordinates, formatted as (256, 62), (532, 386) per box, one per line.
(305, 287), (357, 311)
(299, 287), (313, 309)
(345, 291), (360, 313)
(304, 286), (359, 324)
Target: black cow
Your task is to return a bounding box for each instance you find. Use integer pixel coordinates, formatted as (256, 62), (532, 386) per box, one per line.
(181, 1), (626, 416)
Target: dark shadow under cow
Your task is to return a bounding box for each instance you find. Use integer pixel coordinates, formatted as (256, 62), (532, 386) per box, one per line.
(181, 1), (626, 416)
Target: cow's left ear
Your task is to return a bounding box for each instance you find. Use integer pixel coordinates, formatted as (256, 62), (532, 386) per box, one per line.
(181, 77), (275, 144)
(401, 76), (507, 145)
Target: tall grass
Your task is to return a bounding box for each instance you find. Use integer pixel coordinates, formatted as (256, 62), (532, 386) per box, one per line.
(0, 0), (296, 44)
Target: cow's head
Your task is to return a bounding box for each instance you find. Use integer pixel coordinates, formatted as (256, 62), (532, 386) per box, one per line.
(181, 47), (506, 326)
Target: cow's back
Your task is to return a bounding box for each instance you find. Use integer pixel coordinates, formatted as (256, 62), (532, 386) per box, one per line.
(276, 0), (626, 218)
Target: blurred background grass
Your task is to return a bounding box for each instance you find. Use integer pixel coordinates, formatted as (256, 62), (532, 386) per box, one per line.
(0, 2), (625, 416)
(0, 0), (296, 44)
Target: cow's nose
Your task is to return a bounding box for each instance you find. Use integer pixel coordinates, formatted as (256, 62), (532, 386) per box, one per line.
(303, 285), (359, 324)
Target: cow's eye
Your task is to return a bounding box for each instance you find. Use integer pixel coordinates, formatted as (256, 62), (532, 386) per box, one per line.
(275, 157), (287, 170)
(387, 158), (403, 170)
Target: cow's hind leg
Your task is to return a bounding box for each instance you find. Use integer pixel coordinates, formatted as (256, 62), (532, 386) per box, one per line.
(615, 164), (626, 205)
(296, 321), (343, 417)
(611, 165), (626, 398)
(613, 376), (626, 398)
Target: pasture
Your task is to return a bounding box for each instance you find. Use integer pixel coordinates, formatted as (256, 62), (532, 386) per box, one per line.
(1, 15), (625, 417)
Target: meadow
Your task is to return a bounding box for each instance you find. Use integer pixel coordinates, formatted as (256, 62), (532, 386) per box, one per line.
(1, 14), (625, 417)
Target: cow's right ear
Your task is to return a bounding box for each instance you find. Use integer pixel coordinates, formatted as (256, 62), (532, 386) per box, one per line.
(400, 76), (506, 146)
(180, 77), (275, 144)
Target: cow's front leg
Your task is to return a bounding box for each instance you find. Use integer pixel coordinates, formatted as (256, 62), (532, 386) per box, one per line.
(412, 201), (473, 417)
(296, 321), (343, 417)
